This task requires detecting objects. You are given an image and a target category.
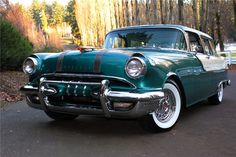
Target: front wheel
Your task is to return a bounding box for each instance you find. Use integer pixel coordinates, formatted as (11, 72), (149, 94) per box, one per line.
(45, 111), (79, 121)
(140, 80), (182, 132)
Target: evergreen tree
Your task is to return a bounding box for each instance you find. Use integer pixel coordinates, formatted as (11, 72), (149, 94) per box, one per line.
(65, 0), (80, 39)
(30, 0), (42, 28)
(51, 1), (64, 26)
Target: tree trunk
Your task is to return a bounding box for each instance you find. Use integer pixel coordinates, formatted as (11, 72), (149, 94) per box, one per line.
(216, 4), (224, 51)
(178, 0), (184, 25)
(135, 0), (139, 25)
(160, 0), (164, 24)
(209, 0), (215, 39)
(169, 0), (173, 23)
(113, 0), (119, 28)
(131, 0), (134, 25)
(204, 0), (209, 32)
(152, 0), (158, 23)
(125, 0), (130, 26)
(164, 0), (168, 23)
(122, 0), (126, 26)
(233, 0), (236, 30)
(145, 0), (150, 24)
(192, 0), (198, 28)
(200, 0), (206, 32)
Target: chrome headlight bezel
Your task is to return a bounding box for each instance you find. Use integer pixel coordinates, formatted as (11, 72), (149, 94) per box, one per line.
(125, 57), (147, 79)
(22, 57), (38, 75)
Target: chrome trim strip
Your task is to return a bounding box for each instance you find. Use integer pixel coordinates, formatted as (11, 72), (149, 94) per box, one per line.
(41, 73), (136, 88)
(40, 86), (57, 96)
(42, 80), (101, 86)
(20, 85), (38, 94)
(74, 85), (78, 96)
(219, 79), (231, 88)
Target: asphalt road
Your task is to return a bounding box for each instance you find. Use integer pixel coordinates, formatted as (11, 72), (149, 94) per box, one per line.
(1, 72), (236, 157)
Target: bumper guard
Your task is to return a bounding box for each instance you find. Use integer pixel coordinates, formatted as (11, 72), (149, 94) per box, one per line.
(20, 79), (164, 118)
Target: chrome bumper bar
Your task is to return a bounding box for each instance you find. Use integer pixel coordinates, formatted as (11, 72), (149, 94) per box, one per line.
(20, 79), (164, 118)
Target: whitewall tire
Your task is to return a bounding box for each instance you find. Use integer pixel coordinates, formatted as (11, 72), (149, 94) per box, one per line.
(140, 80), (182, 132)
(209, 83), (224, 105)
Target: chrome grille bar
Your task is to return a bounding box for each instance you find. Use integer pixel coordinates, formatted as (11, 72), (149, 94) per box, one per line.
(42, 80), (101, 86)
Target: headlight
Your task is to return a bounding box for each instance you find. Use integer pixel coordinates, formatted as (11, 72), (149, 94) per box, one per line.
(125, 57), (146, 79)
(23, 57), (38, 75)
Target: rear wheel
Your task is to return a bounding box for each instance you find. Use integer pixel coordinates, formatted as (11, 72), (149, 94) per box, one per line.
(140, 80), (182, 132)
(208, 83), (224, 105)
(45, 111), (78, 120)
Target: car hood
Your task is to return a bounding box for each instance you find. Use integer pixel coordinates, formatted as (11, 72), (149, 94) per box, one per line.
(37, 48), (192, 80)
(40, 49), (136, 79)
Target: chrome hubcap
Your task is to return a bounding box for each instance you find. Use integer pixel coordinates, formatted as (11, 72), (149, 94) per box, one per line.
(155, 89), (176, 123)
(218, 84), (223, 102)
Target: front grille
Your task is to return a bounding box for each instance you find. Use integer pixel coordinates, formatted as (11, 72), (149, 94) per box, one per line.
(42, 73), (136, 89)
(40, 73), (136, 110)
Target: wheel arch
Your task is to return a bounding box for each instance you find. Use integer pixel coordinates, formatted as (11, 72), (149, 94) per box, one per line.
(166, 74), (186, 108)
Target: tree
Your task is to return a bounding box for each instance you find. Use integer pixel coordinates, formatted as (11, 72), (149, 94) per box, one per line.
(73, 0), (235, 47)
(164, 0), (168, 23)
(199, 0), (207, 32)
(169, 0), (173, 23)
(233, 0), (236, 30)
(178, 0), (184, 24)
(40, 10), (48, 32)
(65, 0), (80, 39)
(51, 1), (64, 26)
(215, 1), (224, 51)
(135, 0), (140, 24)
(0, 17), (33, 70)
(30, 0), (42, 28)
(160, 0), (164, 23)
(145, 0), (150, 24)
(192, 0), (198, 28)
(151, 0), (157, 23)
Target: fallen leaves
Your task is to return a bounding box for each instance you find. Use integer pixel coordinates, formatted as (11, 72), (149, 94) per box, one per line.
(0, 71), (27, 103)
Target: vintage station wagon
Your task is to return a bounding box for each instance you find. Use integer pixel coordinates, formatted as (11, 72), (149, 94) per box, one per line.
(20, 25), (230, 132)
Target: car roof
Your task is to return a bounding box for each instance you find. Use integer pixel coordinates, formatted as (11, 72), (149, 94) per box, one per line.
(109, 24), (212, 39)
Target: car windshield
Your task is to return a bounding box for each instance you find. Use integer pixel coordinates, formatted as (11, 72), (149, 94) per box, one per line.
(104, 28), (187, 50)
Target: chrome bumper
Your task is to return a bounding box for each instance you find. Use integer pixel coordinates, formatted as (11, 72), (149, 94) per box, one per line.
(20, 79), (164, 118)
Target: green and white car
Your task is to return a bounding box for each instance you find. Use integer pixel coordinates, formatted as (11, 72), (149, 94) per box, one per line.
(20, 25), (230, 132)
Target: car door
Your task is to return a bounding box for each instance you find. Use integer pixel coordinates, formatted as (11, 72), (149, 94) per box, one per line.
(202, 38), (227, 93)
(186, 32), (213, 104)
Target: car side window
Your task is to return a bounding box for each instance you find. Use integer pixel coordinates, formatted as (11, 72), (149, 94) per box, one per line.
(202, 38), (213, 55)
(209, 40), (217, 55)
(187, 32), (203, 53)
